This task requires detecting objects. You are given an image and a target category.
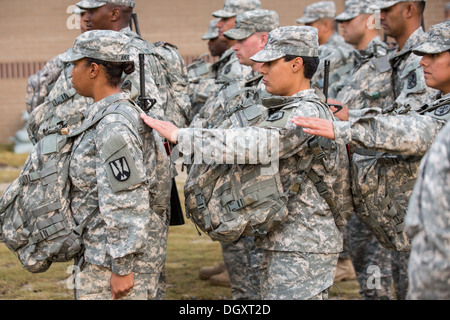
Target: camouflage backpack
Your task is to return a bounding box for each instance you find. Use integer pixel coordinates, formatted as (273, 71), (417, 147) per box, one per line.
(124, 32), (191, 128)
(351, 96), (450, 252)
(25, 54), (65, 114)
(0, 100), (171, 273)
(184, 97), (352, 243)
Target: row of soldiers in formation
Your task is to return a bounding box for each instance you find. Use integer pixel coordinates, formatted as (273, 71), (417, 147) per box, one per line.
(23, 0), (449, 300)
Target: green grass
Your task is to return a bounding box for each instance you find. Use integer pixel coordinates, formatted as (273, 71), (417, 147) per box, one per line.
(0, 144), (361, 300)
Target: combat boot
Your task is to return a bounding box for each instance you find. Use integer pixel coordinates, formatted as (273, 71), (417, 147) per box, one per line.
(334, 257), (356, 282)
(209, 269), (231, 287)
(199, 262), (226, 280)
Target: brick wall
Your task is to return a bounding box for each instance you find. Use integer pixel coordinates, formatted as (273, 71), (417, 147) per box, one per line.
(0, 0), (447, 143)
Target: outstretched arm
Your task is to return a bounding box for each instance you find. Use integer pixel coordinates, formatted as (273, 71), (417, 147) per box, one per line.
(291, 116), (336, 140)
(140, 113), (179, 144)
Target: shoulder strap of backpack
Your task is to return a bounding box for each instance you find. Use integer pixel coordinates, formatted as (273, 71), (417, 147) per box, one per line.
(68, 100), (147, 138)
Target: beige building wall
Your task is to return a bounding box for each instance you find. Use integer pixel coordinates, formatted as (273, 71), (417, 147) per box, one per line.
(0, 0), (448, 143)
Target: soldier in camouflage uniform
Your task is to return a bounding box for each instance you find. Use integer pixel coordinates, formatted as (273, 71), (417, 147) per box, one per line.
(75, 0), (191, 128)
(27, 0), (164, 143)
(187, 18), (250, 122)
(296, 1), (354, 98)
(60, 30), (171, 300)
(25, 7), (86, 114)
(405, 22), (450, 300)
(332, 0), (395, 299)
(142, 26), (353, 300)
(187, 19), (227, 120)
(192, 0), (264, 293)
(35, 0), (177, 299)
(293, 19), (449, 301)
(190, 0), (260, 125)
(299, 0), (437, 300)
(196, 9), (279, 299)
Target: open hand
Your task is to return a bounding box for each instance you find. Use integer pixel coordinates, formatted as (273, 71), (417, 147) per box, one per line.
(291, 116), (336, 140)
(140, 114), (179, 144)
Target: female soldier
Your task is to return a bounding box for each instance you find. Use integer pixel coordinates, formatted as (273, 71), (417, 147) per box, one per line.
(141, 26), (352, 300)
(61, 29), (170, 300)
(292, 21), (450, 300)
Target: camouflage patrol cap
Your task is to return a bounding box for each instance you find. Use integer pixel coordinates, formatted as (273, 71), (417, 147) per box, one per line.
(60, 30), (131, 63)
(374, 0), (426, 10)
(251, 26), (319, 62)
(335, 0), (376, 22)
(213, 0), (261, 18)
(76, 0), (135, 9)
(73, 7), (86, 14)
(413, 21), (450, 55)
(202, 19), (220, 40)
(223, 9), (279, 40)
(296, 1), (336, 24)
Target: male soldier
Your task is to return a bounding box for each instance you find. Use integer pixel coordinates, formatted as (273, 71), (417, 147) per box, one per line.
(211, 0), (261, 83)
(25, 7), (86, 113)
(297, 1), (354, 98)
(194, 0), (262, 289)
(78, 0), (191, 128)
(187, 19), (250, 121)
(404, 21), (450, 300)
(197, 9), (280, 300)
(142, 26), (352, 300)
(332, 0), (395, 299)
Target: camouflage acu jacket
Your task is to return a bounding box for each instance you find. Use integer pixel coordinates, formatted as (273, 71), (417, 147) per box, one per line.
(70, 92), (169, 276)
(312, 32), (355, 99)
(336, 36), (394, 111)
(188, 48), (252, 122)
(178, 89), (349, 253)
(389, 27), (438, 112)
(405, 120), (450, 299)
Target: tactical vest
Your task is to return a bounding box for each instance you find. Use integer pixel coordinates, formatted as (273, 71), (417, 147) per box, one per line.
(0, 100), (171, 273)
(184, 96), (352, 243)
(351, 96), (450, 251)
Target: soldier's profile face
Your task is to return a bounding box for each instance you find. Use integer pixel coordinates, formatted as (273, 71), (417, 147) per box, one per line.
(216, 17), (236, 36)
(379, 3), (406, 38)
(82, 6), (113, 31)
(259, 57), (300, 96)
(420, 51), (450, 94)
(208, 37), (230, 57)
(70, 59), (93, 98)
(340, 15), (367, 46)
(233, 33), (266, 67)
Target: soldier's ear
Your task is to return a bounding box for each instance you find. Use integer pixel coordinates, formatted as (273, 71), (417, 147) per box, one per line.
(292, 57), (304, 73)
(89, 62), (101, 79)
(110, 7), (121, 22)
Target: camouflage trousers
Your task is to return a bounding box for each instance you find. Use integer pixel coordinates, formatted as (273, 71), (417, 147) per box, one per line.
(74, 263), (160, 300)
(222, 236), (263, 300)
(346, 214), (394, 300)
(260, 250), (339, 300)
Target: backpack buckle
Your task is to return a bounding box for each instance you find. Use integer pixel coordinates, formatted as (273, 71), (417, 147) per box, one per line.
(195, 193), (207, 211)
(227, 199), (245, 212)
